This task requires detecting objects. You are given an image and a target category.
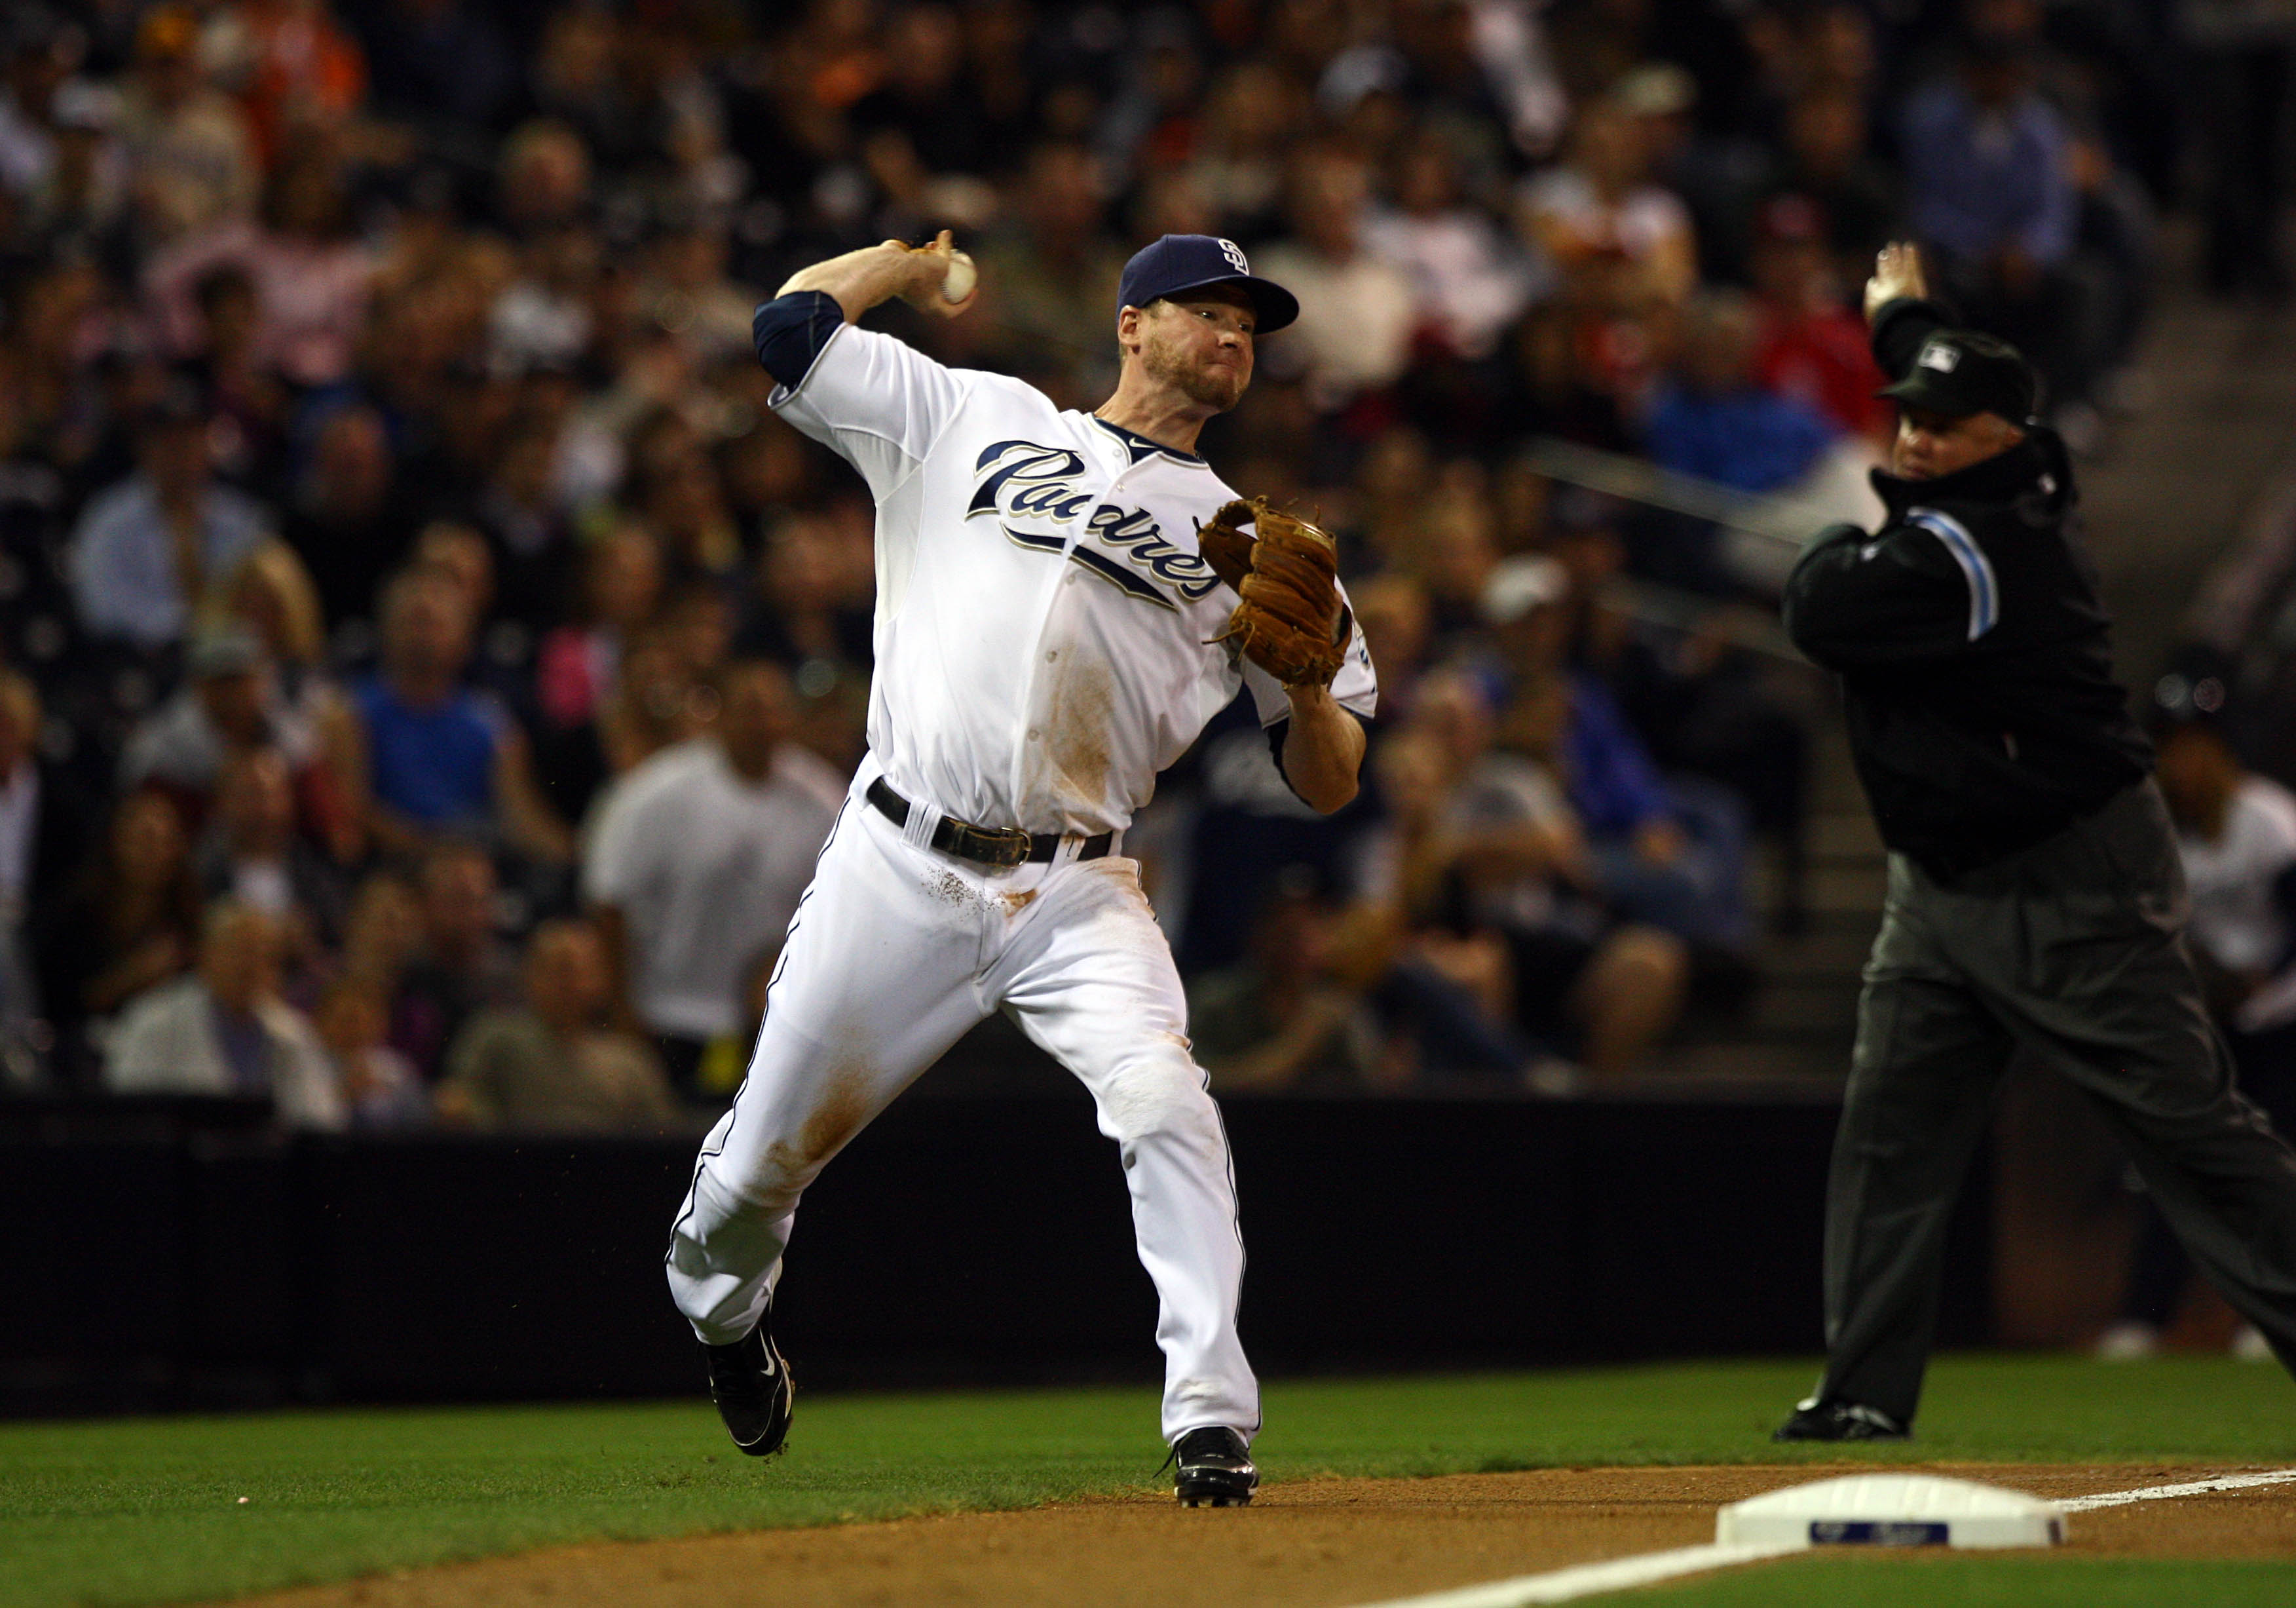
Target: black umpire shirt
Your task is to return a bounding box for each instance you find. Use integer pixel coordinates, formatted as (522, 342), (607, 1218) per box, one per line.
(1781, 298), (2151, 881)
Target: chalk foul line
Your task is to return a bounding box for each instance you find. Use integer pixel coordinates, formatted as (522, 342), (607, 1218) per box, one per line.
(2058, 1466), (2296, 1512)
(1346, 1542), (1805, 1608)
(1347, 1465), (2296, 1608)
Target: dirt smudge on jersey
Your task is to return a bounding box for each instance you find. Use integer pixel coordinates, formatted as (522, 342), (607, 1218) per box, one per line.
(928, 870), (972, 907)
(1043, 660), (1116, 817)
(999, 887), (1038, 915)
(795, 1063), (873, 1165)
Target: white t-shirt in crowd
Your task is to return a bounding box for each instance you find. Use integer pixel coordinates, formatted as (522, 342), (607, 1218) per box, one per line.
(584, 738), (846, 1040)
(1252, 243), (1420, 402)
(2181, 775), (2296, 978)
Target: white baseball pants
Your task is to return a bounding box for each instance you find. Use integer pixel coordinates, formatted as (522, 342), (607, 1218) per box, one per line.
(665, 765), (1259, 1444)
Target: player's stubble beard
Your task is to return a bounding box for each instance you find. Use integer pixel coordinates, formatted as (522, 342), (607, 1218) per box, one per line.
(1139, 322), (1247, 413)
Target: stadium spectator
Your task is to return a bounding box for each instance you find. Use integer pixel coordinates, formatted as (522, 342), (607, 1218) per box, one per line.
(1188, 877), (1382, 1092)
(1518, 98), (1695, 307)
(737, 509), (873, 683)
(350, 566), (572, 864)
(69, 385), (273, 654)
(1481, 556), (1752, 952)
(1642, 290), (1839, 495)
(120, 624), (343, 837)
(180, 263), (291, 488)
(1900, 32), (2088, 406)
(111, 5), (259, 247)
(279, 404), (412, 630)
(393, 838), (517, 1081)
(1767, 88), (1898, 294)
(358, 0), (519, 134)
(2103, 699), (2296, 1360)
(0, 671), (86, 1084)
(35, 790), (203, 1083)
(585, 660), (843, 1101)
(1256, 146), (1420, 414)
(535, 521), (664, 731)
(225, 542), (363, 860)
(1748, 194), (1891, 441)
(195, 744), (345, 957)
(102, 899), (343, 1129)
(435, 917), (679, 1133)
(977, 142), (1127, 407)
(462, 412), (577, 630)
(145, 145), (375, 389)
(312, 974), (427, 1130)
(1367, 125), (1545, 362)
(1349, 708), (1652, 1084)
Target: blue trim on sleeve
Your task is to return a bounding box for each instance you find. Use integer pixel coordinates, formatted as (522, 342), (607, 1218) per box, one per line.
(753, 291), (847, 389)
(1906, 508), (1999, 641)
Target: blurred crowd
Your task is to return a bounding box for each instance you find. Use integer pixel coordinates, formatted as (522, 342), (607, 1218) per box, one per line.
(0, 0), (2244, 1124)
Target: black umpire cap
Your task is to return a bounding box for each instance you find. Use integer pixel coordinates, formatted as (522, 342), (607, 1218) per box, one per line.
(1876, 328), (2040, 423)
(1118, 235), (1300, 332)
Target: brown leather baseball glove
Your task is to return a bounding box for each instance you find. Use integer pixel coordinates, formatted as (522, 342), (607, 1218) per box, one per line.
(1195, 499), (1348, 688)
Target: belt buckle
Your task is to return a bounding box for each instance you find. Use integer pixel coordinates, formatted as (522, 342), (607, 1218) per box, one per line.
(972, 824), (1034, 868)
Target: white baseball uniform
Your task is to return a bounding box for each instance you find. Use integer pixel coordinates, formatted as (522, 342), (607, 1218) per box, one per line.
(666, 310), (1377, 1443)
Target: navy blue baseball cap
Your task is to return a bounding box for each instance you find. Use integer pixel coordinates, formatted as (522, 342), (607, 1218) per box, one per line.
(1118, 234), (1299, 333)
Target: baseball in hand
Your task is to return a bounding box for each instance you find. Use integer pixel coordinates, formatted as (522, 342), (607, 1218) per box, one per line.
(941, 250), (977, 303)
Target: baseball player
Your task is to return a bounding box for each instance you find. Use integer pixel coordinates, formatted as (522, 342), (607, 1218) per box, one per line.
(666, 230), (1377, 1505)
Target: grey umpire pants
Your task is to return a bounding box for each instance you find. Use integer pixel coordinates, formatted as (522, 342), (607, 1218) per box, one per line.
(1818, 780), (2296, 1424)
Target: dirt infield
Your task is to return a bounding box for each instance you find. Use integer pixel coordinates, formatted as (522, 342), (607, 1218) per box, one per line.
(226, 1464), (2296, 1608)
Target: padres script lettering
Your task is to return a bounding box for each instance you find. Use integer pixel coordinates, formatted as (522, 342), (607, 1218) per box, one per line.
(967, 440), (1223, 610)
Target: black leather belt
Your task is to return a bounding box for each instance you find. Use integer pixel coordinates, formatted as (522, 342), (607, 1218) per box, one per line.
(867, 778), (1114, 870)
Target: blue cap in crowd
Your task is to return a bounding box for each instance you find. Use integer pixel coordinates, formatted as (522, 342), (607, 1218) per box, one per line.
(1117, 234), (1299, 333)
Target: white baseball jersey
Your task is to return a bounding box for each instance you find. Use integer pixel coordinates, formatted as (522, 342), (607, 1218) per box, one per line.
(769, 323), (1379, 836)
(670, 303), (1373, 1449)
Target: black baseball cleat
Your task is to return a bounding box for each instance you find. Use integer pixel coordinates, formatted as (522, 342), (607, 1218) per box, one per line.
(703, 1318), (793, 1457)
(1171, 1426), (1258, 1506)
(1772, 1397), (1908, 1442)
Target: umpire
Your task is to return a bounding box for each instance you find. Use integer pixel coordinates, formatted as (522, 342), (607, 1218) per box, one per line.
(1775, 242), (2296, 1440)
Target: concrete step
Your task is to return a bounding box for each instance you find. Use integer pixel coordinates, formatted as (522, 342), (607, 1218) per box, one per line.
(1750, 973), (1862, 1039)
(1628, 1039), (1847, 1090)
(1757, 920), (1875, 981)
(1807, 811), (1885, 864)
(1805, 862), (1887, 917)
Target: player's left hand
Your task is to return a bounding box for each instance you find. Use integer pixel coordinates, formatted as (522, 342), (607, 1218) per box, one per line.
(1197, 499), (1348, 689)
(894, 229), (979, 318)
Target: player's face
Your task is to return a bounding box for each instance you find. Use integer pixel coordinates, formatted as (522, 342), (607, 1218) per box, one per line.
(1139, 288), (1256, 412)
(1892, 405), (2025, 480)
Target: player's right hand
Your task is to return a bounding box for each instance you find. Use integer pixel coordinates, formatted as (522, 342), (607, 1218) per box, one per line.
(894, 229), (979, 318)
(1864, 240), (1929, 327)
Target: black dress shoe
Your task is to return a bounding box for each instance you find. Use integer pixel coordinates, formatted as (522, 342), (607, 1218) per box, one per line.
(1172, 1426), (1258, 1506)
(703, 1318), (793, 1456)
(1772, 1397), (1908, 1442)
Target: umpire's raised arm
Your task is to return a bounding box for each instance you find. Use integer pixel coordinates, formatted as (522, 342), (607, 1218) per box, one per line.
(1781, 243), (2040, 670)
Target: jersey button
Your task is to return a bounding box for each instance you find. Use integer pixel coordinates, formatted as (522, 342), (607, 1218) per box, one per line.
(1026, 727), (1040, 740)
(1045, 650), (1059, 662)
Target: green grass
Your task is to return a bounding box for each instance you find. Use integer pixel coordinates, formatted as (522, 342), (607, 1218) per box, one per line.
(0, 1356), (2289, 1607)
(1633, 1557), (2296, 1606)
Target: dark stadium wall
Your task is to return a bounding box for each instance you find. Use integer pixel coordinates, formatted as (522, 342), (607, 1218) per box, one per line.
(0, 1096), (1990, 1413)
